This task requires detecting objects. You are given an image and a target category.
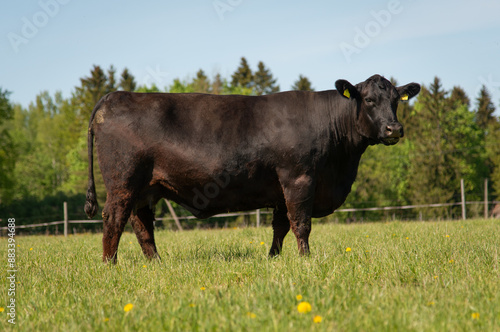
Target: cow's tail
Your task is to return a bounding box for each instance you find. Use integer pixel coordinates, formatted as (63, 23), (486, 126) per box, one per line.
(84, 98), (105, 219)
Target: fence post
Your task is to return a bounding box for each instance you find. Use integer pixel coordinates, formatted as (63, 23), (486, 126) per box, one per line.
(164, 199), (183, 231)
(256, 209), (260, 227)
(63, 201), (68, 237)
(460, 179), (466, 220)
(484, 178), (488, 219)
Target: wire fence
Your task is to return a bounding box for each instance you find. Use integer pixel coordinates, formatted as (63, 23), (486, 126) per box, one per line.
(2, 199), (499, 236)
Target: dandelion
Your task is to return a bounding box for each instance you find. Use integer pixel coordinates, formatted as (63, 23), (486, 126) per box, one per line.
(104, 317), (109, 322)
(0, 307), (4, 312)
(297, 301), (312, 314)
(392, 233), (396, 237)
(260, 242), (264, 245)
(142, 265), (146, 268)
(345, 247), (352, 252)
(296, 294), (303, 301)
(405, 237), (409, 240)
(313, 315), (322, 323)
(189, 303), (196, 308)
(427, 301), (435, 306)
(445, 235), (450, 237)
(123, 303), (134, 312)
(365, 235), (369, 238)
(471, 312), (480, 320)
(449, 259), (454, 264)
(17, 244), (20, 247)
(250, 241), (253, 244)
(247, 312), (257, 318)
(200, 287), (206, 291)
(433, 276), (438, 279)
(30, 248), (33, 251)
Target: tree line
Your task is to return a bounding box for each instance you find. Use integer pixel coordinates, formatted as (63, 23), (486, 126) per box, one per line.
(0, 57), (499, 224)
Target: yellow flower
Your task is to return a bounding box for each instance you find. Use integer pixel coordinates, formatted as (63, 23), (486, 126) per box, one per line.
(406, 237), (409, 240)
(313, 315), (322, 323)
(249, 241), (253, 244)
(189, 303), (196, 307)
(427, 301), (435, 306)
(260, 242), (264, 245)
(449, 259), (454, 263)
(200, 287), (206, 291)
(247, 312), (257, 318)
(297, 301), (312, 314)
(17, 244), (20, 247)
(296, 294), (303, 301)
(392, 233), (396, 237)
(142, 265), (146, 268)
(30, 248), (33, 251)
(104, 317), (109, 322)
(0, 307), (4, 312)
(123, 303), (133, 312)
(366, 235), (369, 238)
(471, 312), (480, 320)
(445, 235), (450, 238)
(433, 276), (438, 279)
(345, 247), (352, 252)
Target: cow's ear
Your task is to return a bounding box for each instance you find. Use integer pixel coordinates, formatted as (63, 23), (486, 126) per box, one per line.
(335, 79), (359, 100)
(397, 83), (421, 101)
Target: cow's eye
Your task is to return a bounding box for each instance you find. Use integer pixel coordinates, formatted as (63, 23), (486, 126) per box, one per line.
(364, 98), (373, 104)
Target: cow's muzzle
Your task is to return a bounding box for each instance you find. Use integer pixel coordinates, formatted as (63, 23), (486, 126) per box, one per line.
(381, 122), (403, 145)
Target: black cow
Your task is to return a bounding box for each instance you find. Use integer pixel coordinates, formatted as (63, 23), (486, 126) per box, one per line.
(85, 74), (420, 263)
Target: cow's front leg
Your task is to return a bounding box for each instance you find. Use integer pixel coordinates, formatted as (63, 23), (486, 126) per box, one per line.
(280, 173), (315, 256)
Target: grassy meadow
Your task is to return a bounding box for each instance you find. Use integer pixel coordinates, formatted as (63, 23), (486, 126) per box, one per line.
(1, 219), (499, 331)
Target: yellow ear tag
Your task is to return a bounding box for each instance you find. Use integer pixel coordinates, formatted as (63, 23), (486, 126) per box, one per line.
(401, 94), (408, 101)
(343, 89), (351, 98)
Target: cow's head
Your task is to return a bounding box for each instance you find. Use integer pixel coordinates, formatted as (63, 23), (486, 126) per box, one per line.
(335, 75), (420, 145)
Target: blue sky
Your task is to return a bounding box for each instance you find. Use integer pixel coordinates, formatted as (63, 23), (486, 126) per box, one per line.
(2, 0), (500, 112)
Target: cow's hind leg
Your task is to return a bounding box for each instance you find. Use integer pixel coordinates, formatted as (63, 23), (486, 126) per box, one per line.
(102, 198), (132, 264)
(269, 204), (290, 257)
(130, 206), (160, 260)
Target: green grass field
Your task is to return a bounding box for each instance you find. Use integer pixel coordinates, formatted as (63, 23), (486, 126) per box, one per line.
(1, 219), (499, 331)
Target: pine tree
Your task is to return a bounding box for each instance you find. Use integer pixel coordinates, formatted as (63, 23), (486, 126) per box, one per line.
(291, 75), (313, 91)
(407, 77), (486, 218)
(74, 65), (111, 119)
(191, 69), (211, 93)
(254, 61), (279, 95)
(119, 68), (137, 92)
(475, 85), (495, 130)
(106, 65), (117, 92)
(231, 57), (254, 90)
(449, 86), (470, 108)
(212, 73), (223, 95)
